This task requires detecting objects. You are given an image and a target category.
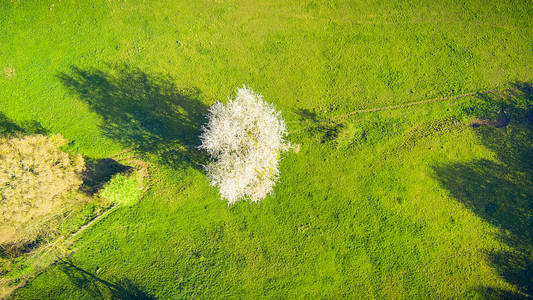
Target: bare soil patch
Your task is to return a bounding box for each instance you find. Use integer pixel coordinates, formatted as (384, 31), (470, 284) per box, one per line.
(469, 118), (510, 128)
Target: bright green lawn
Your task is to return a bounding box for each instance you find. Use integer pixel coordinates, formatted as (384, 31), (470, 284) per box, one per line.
(1, 0), (532, 298)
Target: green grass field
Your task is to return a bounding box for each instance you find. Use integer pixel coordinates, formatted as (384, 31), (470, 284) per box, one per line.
(1, 0), (532, 298)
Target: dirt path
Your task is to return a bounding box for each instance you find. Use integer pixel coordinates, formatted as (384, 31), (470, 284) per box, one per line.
(330, 88), (509, 121)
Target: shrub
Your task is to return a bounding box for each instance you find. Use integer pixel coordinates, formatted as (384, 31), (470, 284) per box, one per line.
(200, 86), (289, 204)
(0, 134), (85, 246)
(99, 172), (144, 207)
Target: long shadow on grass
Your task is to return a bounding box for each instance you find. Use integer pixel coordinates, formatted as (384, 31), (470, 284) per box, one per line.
(434, 82), (533, 298)
(58, 257), (154, 299)
(0, 111), (48, 136)
(0, 112), (22, 135)
(57, 64), (208, 169)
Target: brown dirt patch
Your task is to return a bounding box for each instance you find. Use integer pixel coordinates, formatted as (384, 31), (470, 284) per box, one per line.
(469, 118), (510, 128)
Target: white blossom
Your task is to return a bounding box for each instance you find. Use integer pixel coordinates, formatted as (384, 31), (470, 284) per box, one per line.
(199, 86), (289, 204)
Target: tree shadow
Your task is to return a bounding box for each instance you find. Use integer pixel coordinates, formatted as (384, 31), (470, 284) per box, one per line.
(469, 286), (529, 300)
(57, 64), (209, 170)
(292, 108), (342, 142)
(0, 111), (48, 136)
(0, 112), (22, 135)
(58, 257), (154, 299)
(433, 82), (533, 298)
(81, 158), (132, 195)
(294, 108), (319, 123)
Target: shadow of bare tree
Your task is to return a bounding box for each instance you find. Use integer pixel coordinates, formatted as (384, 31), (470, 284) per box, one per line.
(57, 64), (209, 170)
(434, 82), (533, 298)
(0, 112), (48, 136)
(0, 112), (22, 136)
(59, 257), (154, 299)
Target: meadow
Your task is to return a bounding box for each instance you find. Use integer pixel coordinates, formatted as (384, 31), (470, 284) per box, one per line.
(1, 0), (532, 298)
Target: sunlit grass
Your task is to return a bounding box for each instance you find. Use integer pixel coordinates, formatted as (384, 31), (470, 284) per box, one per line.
(1, 0), (531, 298)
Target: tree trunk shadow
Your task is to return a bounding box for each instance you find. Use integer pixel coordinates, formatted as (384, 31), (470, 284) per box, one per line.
(59, 257), (155, 300)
